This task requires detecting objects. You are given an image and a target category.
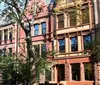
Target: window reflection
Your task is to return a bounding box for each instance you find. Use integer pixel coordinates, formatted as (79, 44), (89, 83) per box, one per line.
(71, 37), (78, 51)
(41, 22), (46, 34)
(83, 34), (91, 50)
(59, 39), (65, 53)
(34, 24), (39, 36)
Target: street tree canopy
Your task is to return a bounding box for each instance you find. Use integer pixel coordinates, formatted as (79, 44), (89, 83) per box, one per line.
(0, 0), (53, 84)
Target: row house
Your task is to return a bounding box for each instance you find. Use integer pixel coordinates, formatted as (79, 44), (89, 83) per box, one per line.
(48, 0), (96, 85)
(0, 0), (54, 83)
(0, 0), (100, 85)
(0, 23), (15, 56)
(0, 0), (53, 57)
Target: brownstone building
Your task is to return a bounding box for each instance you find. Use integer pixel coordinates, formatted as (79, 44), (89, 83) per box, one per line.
(47, 0), (97, 85)
(0, 0), (100, 85)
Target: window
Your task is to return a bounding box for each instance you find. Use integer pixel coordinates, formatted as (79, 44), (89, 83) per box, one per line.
(84, 63), (93, 80)
(0, 31), (2, 44)
(59, 39), (65, 53)
(3, 48), (6, 56)
(82, 8), (89, 24)
(9, 32), (12, 40)
(33, 45), (40, 56)
(57, 64), (65, 81)
(45, 69), (51, 81)
(41, 22), (46, 34)
(71, 63), (80, 81)
(71, 37), (78, 51)
(83, 34), (91, 50)
(4, 29), (8, 41)
(8, 48), (12, 56)
(41, 44), (46, 57)
(34, 24), (39, 36)
(0, 49), (2, 56)
(58, 14), (64, 28)
(9, 28), (13, 40)
(69, 11), (77, 26)
(41, 44), (46, 52)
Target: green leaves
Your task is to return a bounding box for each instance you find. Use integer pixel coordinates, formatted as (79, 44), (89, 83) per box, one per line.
(85, 40), (100, 63)
(0, 55), (29, 84)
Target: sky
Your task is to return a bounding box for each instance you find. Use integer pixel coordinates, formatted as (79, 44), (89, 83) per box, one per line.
(0, 0), (55, 25)
(0, 2), (5, 13)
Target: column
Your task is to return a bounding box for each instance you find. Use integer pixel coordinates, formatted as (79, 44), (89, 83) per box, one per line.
(64, 13), (67, 28)
(97, 63), (100, 85)
(88, 0), (94, 28)
(80, 63), (85, 81)
(2, 30), (4, 41)
(8, 28), (9, 40)
(78, 35), (82, 51)
(69, 64), (72, 81)
(56, 15), (58, 30)
(78, 34), (82, 55)
(54, 65), (57, 82)
(51, 67), (54, 81)
(65, 62), (71, 81)
(65, 59), (72, 81)
(65, 36), (69, 53)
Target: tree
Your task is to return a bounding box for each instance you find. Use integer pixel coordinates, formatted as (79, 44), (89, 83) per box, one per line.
(0, 0), (52, 85)
(84, 39), (100, 85)
(0, 55), (29, 84)
(53, 0), (86, 25)
(0, 45), (53, 85)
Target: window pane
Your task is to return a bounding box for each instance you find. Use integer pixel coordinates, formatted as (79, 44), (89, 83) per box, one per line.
(57, 64), (65, 81)
(41, 44), (46, 52)
(8, 48), (12, 56)
(69, 11), (76, 26)
(0, 49), (2, 56)
(4, 29), (8, 41)
(84, 63), (93, 80)
(3, 48), (6, 56)
(0, 31), (2, 44)
(83, 34), (91, 50)
(41, 44), (46, 57)
(82, 8), (89, 24)
(9, 32), (12, 40)
(41, 22), (46, 34)
(33, 45), (40, 56)
(59, 39), (65, 53)
(71, 63), (80, 81)
(45, 69), (51, 81)
(71, 37), (78, 51)
(34, 24), (39, 35)
(58, 14), (64, 28)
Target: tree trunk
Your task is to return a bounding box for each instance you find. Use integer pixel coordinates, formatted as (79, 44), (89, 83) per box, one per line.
(25, 32), (37, 85)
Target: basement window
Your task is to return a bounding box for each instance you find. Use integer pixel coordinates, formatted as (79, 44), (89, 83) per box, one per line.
(57, 64), (65, 81)
(71, 63), (80, 81)
(84, 63), (93, 80)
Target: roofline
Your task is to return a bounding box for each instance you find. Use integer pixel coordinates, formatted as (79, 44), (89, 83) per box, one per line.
(0, 22), (15, 27)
